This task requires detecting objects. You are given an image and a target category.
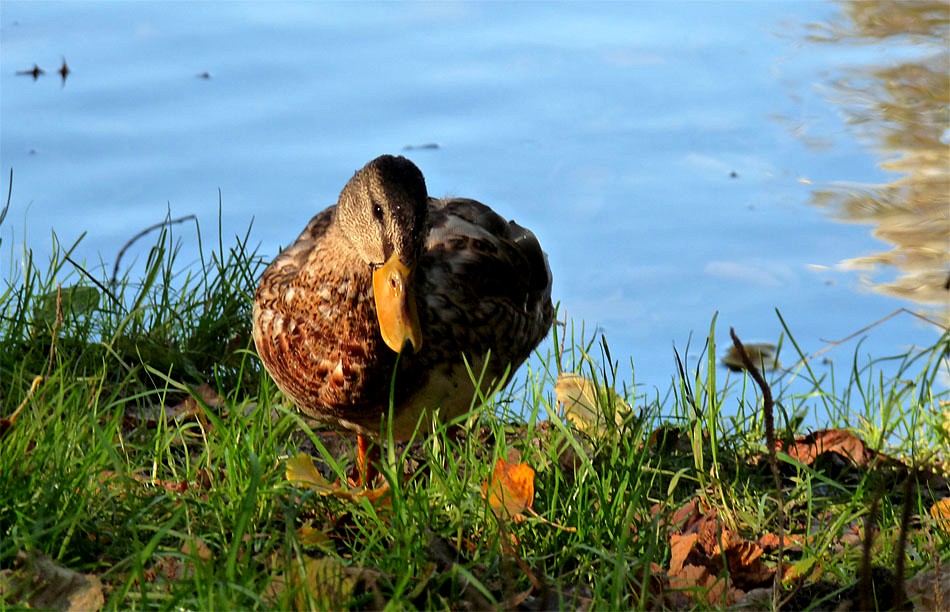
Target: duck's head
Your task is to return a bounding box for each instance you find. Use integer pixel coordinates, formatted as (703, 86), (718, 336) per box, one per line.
(336, 155), (428, 354)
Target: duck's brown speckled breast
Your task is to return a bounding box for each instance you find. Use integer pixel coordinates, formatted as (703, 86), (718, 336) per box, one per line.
(253, 197), (554, 438)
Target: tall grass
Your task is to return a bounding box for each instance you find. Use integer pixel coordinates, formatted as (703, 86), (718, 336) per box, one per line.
(1, 207), (947, 609)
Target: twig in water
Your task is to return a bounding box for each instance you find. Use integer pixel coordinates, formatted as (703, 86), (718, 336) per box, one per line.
(730, 327), (784, 608)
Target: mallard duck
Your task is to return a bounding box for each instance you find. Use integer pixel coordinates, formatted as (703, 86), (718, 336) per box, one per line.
(253, 155), (554, 482)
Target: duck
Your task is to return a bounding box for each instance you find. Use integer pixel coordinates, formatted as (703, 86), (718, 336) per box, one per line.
(253, 155), (554, 484)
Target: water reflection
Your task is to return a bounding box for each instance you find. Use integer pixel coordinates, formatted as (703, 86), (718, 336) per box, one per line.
(806, 0), (949, 326)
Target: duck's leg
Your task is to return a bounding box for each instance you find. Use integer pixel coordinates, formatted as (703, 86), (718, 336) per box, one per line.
(350, 434), (380, 487)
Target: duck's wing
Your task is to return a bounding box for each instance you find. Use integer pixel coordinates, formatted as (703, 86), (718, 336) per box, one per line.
(419, 198), (554, 371)
(260, 206), (337, 284)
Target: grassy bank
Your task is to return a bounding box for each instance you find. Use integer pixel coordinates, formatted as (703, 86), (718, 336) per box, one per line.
(1, 213), (948, 610)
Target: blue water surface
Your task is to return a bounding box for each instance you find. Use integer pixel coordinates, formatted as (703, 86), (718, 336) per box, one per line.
(1, 2), (944, 413)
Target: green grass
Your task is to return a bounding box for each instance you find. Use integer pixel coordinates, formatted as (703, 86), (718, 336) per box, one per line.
(1, 210), (948, 610)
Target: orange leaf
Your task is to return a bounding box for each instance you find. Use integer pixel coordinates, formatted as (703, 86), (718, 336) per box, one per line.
(669, 533), (698, 575)
(482, 458), (535, 519)
(931, 498), (950, 532)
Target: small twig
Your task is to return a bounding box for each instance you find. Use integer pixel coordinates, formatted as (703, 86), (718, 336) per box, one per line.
(893, 468), (915, 609)
(526, 507), (577, 532)
(730, 328), (784, 607)
(111, 214), (196, 284)
(859, 487), (882, 611)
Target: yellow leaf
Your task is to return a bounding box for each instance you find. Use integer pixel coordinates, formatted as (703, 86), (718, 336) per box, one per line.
(285, 453), (390, 503)
(267, 555), (356, 610)
(482, 458), (535, 519)
(783, 556), (819, 584)
(555, 373), (630, 434)
(285, 454), (336, 492)
(296, 521), (332, 550)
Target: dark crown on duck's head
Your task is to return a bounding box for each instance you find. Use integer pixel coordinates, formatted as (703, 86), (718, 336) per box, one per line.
(336, 155), (429, 268)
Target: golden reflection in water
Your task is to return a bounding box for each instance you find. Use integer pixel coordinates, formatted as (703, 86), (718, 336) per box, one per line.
(807, 0), (949, 326)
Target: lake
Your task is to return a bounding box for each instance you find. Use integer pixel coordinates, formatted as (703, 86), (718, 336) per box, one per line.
(2, 1), (947, 408)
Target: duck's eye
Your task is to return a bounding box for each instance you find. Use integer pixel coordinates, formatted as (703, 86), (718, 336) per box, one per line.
(372, 203), (384, 221)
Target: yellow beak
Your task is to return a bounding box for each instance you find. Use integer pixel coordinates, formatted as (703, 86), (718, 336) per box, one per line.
(372, 253), (423, 354)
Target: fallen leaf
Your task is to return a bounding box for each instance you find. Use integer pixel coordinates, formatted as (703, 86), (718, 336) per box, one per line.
(661, 495), (776, 606)
(779, 429), (879, 467)
(181, 537), (212, 561)
(721, 538), (772, 585)
(930, 497), (950, 532)
(3, 550), (104, 611)
(124, 383), (226, 430)
(782, 556), (818, 584)
(555, 373), (630, 434)
(758, 532), (801, 551)
(669, 533), (698, 574)
(668, 563), (734, 607)
(285, 453), (337, 493)
(905, 567), (950, 611)
(267, 555), (357, 610)
(147, 555), (185, 583)
(296, 521), (332, 550)
(285, 453), (390, 504)
(482, 458), (535, 519)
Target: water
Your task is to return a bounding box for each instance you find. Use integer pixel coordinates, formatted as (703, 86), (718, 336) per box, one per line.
(2, 1), (946, 404)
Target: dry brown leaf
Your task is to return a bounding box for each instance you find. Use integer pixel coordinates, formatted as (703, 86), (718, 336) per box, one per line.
(668, 563), (734, 607)
(191, 383), (225, 408)
(181, 537), (212, 561)
(779, 429), (879, 466)
(758, 531), (801, 552)
(669, 533), (698, 574)
(905, 566), (950, 611)
(722, 538), (772, 585)
(482, 458), (535, 519)
(662, 496), (776, 606)
(124, 383), (224, 429)
(146, 555), (185, 583)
